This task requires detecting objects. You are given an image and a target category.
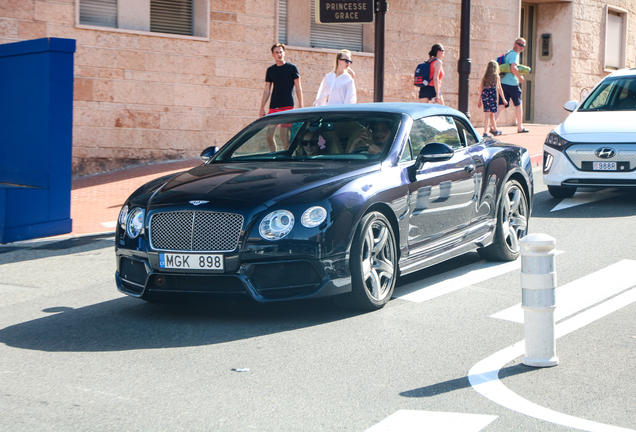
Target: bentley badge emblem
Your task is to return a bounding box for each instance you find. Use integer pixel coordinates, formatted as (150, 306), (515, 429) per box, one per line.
(189, 200), (209, 206)
(595, 148), (616, 159)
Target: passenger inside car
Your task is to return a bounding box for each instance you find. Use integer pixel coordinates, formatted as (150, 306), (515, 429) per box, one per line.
(298, 131), (329, 156)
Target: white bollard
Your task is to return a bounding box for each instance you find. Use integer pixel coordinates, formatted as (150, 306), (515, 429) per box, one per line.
(520, 234), (559, 367)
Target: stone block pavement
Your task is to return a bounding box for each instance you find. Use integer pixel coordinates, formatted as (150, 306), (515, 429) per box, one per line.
(32, 124), (555, 241)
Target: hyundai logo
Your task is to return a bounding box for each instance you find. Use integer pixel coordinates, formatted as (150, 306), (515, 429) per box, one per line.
(595, 148), (616, 159)
(189, 200), (209, 206)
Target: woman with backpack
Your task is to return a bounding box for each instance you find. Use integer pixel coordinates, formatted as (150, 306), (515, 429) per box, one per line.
(418, 44), (445, 105)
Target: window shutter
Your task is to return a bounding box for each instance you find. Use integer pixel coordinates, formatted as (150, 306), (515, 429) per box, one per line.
(310, 2), (363, 52)
(80, 0), (117, 28)
(278, 0), (287, 45)
(150, 0), (193, 36)
(606, 11), (622, 70)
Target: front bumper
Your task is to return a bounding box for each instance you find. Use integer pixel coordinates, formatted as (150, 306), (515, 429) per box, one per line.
(543, 146), (636, 188)
(115, 252), (351, 302)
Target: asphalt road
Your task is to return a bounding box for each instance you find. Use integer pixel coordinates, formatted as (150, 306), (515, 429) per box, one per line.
(1, 168), (635, 432)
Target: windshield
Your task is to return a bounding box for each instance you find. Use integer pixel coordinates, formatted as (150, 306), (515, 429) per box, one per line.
(579, 76), (636, 111)
(214, 113), (402, 162)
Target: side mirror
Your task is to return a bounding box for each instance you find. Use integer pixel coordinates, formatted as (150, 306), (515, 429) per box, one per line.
(200, 146), (219, 163)
(563, 100), (578, 112)
(414, 142), (454, 171)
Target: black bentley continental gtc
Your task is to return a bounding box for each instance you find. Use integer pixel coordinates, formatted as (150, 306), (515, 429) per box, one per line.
(116, 103), (533, 310)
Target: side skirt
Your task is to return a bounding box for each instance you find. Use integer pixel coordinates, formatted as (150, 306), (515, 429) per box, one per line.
(398, 223), (495, 277)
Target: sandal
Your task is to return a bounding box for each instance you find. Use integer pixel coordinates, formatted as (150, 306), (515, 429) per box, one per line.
(518, 128), (530, 133)
(483, 133), (491, 138)
(492, 130), (503, 136)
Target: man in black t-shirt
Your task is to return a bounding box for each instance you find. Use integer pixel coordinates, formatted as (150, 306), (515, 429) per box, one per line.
(259, 43), (304, 152)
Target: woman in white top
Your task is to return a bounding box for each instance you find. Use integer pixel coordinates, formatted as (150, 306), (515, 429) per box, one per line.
(314, 50), (357, 106)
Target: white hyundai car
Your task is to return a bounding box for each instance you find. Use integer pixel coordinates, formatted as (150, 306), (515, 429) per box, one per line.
(543, 68), (636, 198)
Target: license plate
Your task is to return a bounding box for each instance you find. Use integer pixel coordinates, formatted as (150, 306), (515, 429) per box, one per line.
(593, 162), (616, 171)
(159, 253), (224, 270)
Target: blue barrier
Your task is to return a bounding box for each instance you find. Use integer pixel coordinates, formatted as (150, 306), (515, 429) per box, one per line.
(0, 38), (75, 243)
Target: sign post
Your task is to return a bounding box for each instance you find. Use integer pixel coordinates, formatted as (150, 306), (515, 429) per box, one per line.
(315, 0), (374, 24)
(374, 0), (387, 102)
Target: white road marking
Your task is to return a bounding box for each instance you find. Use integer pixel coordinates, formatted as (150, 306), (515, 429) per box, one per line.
(365, 410), (497, 432)
(492, 259), (636, 323)
(394, 259), (521, 303)
(470, 287), (636, 432)
(551, 189), (621, 212)
(395, 251), (564, 303)
(101, 221), (117, 228)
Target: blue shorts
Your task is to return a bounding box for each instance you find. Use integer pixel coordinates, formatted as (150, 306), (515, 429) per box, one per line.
(499, 84), (522, 106)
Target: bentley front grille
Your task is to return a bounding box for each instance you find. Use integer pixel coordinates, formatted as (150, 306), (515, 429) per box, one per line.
(149, 211), (244, 252)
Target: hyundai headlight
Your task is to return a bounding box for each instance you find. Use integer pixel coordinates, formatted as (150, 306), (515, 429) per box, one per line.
(301, 206), (327, 228)
(259, 210), (294, 240)
(126, 207), (145, 239)
(544, 131), (569, 149)
(118, 205), (129, 230)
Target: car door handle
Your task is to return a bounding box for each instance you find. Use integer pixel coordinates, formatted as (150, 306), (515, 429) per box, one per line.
(465, 164), (475, 173)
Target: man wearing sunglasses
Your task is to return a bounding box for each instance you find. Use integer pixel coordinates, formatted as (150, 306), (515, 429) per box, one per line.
(495, 38), (529, 133)
(346, 121), (393, 154)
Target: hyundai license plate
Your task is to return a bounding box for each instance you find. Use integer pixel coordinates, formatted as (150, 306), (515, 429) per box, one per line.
(159, 253), (223, 270)
(593, 162), (616, 171)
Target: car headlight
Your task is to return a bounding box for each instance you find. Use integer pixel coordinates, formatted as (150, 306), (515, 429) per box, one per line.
(301, 206), (327, 228)
(544, 131), (569, 149)
(126, 207), (145, 239)
(118, 205), (129, 230)
(259, 210), (294, 240)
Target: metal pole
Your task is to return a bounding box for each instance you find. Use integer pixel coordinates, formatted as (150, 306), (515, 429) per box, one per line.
(374, 0), (387, 102)
(457, 0), (471, 117)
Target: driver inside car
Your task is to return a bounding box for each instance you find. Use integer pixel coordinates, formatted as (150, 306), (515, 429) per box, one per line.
(346, 121), (393, 154)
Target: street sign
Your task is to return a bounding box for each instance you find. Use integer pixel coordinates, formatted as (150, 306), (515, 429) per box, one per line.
(315, 0), (374, 24)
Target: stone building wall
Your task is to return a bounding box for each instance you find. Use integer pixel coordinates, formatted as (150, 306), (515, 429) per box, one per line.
(1, 0), (631, 176)
(571, 0), (636, 101)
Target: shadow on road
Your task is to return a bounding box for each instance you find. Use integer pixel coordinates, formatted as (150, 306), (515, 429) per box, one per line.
(399, 363), (540, 398)
(532, 188), (636, 219)
(0, 294), (365, 353)
(0, 234), (115, 265)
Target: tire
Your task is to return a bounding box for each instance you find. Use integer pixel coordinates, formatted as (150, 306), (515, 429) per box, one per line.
(547, 185), (576, 199)
(478, 180), (529, 262)
(339, 212), (398, 311)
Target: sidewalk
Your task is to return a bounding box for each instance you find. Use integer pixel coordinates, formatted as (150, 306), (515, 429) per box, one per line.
(64, 124), (553, 238)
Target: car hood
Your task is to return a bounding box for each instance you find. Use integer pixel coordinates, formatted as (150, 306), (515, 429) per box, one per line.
(557, 111), (636, 142)
(148, 162), (374, 208)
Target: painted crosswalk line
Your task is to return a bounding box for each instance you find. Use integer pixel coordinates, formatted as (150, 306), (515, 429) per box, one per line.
(394, 251), (564, 303)
(365, 410), (498, 432)
(471, 287), (636, 432)
(394, 259), (521, 303)
(491, 259), (636, 323)
(551, 188), (621, 212)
